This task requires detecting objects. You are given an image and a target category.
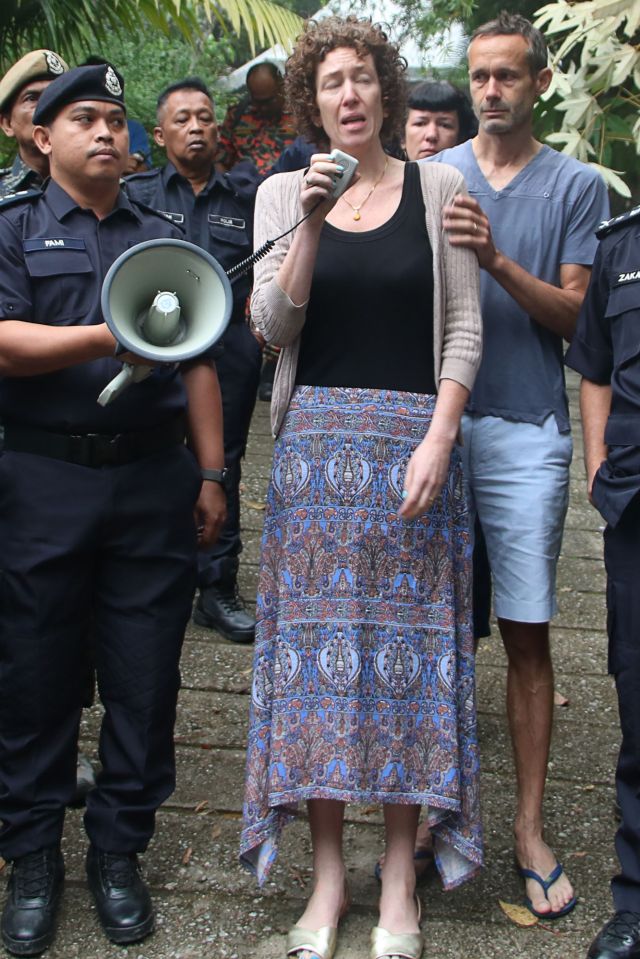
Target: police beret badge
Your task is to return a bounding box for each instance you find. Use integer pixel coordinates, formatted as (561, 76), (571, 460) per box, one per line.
(105, 66), (122, 97)
(45, 52), (65, 76)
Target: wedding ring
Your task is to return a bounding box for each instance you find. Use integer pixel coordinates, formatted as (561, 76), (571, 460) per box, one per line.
(472, 219), (478, 233)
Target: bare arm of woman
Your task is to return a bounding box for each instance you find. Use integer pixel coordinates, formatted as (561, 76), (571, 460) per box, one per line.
(399, 378), (469, 519)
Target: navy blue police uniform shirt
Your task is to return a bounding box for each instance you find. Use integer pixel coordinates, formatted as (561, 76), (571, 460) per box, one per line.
(0, 179), (223, 435)
(125, 161), (258, 326)
(566, 206), (640, 528)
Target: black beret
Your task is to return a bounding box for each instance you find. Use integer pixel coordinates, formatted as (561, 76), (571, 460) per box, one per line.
(33, 63), (126, 125)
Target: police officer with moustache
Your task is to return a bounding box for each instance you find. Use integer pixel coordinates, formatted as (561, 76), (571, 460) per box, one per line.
(0, 50), (69, 198)
(566, 206), (640, 959)
(126, 77), (261, 644)
(0, 48), (102, 811)
(0, 64), (226, 955)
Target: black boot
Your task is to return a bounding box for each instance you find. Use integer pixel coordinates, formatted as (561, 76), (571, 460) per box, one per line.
(587, 912), (640, 958)
(1, 847), (64, 956)
(193, 579), (255, 644)
(86, 846), (154, 945)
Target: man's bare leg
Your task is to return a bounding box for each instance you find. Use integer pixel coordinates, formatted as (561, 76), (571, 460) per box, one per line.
(499, 617), (574, 915)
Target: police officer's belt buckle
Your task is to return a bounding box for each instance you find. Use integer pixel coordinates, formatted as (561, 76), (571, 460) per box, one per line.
(69, 432), (124, 468)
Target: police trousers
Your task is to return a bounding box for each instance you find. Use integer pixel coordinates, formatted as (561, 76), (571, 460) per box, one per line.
(605, 493), (640, 910)
(0, 444), (201, 859)
(197, 321), (261, 586)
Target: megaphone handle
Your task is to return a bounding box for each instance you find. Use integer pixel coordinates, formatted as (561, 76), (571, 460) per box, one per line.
(97, 363), (152, 407)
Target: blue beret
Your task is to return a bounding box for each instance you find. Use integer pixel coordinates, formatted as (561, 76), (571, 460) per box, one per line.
(33, 63), (126, 125)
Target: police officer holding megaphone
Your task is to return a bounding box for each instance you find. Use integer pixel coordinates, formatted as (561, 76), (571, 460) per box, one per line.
(0, 63), (227, 954)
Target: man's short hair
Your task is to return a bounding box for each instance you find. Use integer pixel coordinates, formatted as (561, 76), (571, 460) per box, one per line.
(246, 61), (282, 87)
(470, 11), (548, 74)
(156, 77), (213, 120)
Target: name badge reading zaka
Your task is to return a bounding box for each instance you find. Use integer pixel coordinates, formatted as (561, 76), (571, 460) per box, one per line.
(24, 238), (86, 251)
(209, 214), (245, 230)
(617, 271), (640, 284)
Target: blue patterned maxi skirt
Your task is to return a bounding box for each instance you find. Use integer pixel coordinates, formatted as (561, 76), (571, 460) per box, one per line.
(240, 386), (483, 889)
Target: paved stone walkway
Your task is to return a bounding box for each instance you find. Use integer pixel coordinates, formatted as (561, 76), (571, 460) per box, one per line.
(0, 371), (619, 958)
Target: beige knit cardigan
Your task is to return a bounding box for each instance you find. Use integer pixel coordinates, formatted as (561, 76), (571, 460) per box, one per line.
(250, 162), (483, 437)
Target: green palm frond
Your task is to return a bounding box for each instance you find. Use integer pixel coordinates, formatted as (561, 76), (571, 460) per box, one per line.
(0, 0), (302, 68)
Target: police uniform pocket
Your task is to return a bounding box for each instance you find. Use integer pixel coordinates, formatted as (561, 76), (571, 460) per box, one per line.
(24, 241), (95, 323)
(605, 282), (639, 318)
(207, 220), (250, 273)
(605, 281), (640, 367)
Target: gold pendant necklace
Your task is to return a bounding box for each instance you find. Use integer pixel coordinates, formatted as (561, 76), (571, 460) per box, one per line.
(341, 157), (388, 221)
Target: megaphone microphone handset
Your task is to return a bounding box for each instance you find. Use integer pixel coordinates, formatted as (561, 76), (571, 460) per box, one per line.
(227, 151), (359, 282)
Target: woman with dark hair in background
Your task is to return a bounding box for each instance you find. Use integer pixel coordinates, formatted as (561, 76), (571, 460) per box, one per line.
(240, 16), (483, 959)
(403, 80), (478, 162)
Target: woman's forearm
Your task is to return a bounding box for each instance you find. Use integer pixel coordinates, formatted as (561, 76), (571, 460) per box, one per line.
(429, 378), (470, 446)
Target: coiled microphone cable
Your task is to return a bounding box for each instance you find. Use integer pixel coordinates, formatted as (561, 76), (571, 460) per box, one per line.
(226, 199), (323, 282)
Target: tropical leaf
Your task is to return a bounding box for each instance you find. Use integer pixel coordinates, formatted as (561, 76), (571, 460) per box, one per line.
(0, 0), (302, 67)
(534, 0), (640, 200)
(589, 162), (632, 198)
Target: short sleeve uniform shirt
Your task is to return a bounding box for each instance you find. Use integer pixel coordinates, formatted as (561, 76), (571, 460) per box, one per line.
(566, 210), (640, 526)
(0, 180), (189, 434)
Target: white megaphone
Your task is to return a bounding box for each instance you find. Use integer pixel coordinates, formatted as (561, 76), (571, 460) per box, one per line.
(98, 238), (232, 406)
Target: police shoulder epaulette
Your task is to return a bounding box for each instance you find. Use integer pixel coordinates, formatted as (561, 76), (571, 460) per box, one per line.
(223, 161), (260, 198)
(597, 204), (640, 240)
(0, 188), (43, 211)
(123, 167), (161, 184)
(129, 196), (186, 231)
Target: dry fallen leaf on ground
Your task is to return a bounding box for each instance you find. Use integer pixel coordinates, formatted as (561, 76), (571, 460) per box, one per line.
(194, 800), (209, 814)
(288, 866), (308, 888)
(498, 900), (539, 927)
(244, 499), (266, 510)
(182, 846), (193, 866)
(211, 825), (222, 841)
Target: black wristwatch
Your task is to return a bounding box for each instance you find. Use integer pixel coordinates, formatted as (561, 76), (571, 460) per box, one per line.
(201, 467), (228, 485)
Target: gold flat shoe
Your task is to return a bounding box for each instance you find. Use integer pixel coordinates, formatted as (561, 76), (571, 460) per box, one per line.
(286, 882), (351, 959)
(369, 927), (424, 959)
(370, 894), (423, 959)
(286, 925), (338, 959)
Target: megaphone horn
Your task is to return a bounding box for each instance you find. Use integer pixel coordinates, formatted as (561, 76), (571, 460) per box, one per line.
(98, 238), (232, 406)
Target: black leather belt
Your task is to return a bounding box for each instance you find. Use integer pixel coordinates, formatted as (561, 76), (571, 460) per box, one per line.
(3, 415), (186, 468)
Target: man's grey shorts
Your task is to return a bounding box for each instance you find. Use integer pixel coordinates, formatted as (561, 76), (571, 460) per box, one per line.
(461, 413), (572, 624)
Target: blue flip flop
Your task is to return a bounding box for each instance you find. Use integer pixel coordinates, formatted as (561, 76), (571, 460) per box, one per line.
(374, 847), (434, 883)
(519, 862), (577, 919)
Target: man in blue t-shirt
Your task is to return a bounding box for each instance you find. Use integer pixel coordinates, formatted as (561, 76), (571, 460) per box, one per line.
(428, 12), (609, 920)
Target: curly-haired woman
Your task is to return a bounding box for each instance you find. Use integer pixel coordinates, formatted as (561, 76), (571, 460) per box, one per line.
(240, 16), (484, 959)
